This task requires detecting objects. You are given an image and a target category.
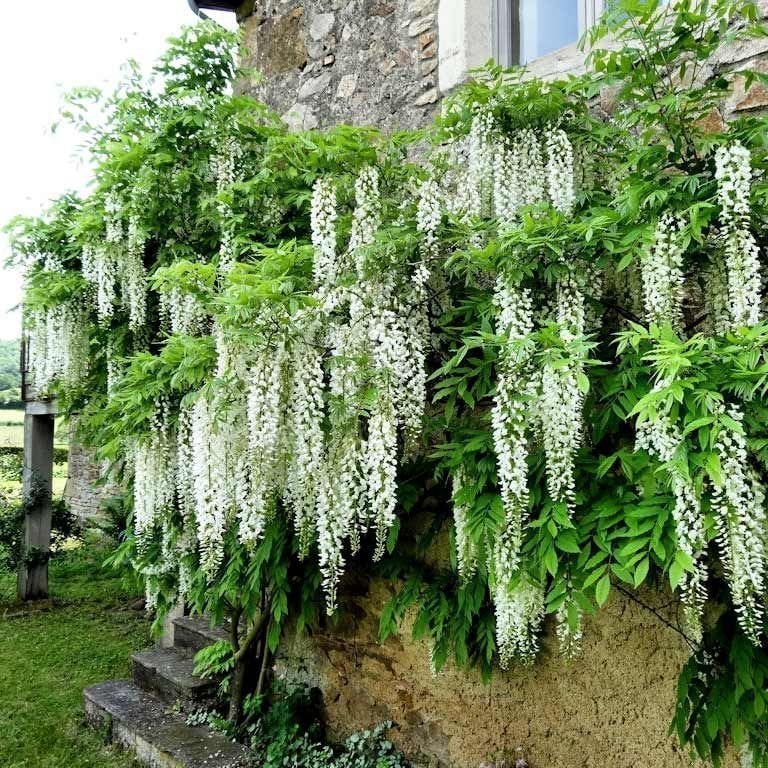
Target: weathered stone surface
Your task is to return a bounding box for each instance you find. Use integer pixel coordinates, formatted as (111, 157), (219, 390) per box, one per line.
(371, 2), (396, 16)
(724, 59), (768, 115)
(132, 647), (218, 707)
(173, 615), (229, 655)
(298, 72), (332, 99)
(408, 14), (434, 37)
(67, 420), (120, 525)
(413, 87), (438, 106)
(84, 680), (250, 768)
(243, 7), (307, 79)
(336, 73), (358, 99)
(310, 12), (335, 41)
(696, 106), (727, 133)
(236, 0), (440, 131)
(275, 580), (740, 768)
(282, 101), (319, 130)
(421, 58), (437, 75)
(736, 81), (768, 110)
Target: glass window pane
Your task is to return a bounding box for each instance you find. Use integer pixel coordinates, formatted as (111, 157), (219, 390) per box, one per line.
(519, 0), (580, 63)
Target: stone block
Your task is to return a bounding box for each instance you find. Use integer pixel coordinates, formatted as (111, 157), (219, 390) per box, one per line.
(84, 680), (250, 768)
(310, 12), (335, 40)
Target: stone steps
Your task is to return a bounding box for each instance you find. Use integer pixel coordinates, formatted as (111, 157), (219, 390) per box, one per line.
(132, 647), (219, 707)
(84, 615), (246, 768)
(172, 615), (230, 655)
(84, 680), (250, 768)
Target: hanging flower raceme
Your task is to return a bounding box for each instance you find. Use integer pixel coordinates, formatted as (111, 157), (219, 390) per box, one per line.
(213, 137), (243, 277)
(493, 137), (519, 230)
(545, 126), (576, 215)
(636, 210), (707, 639)
(493, 574), (545, 668)
(317, 428), (366, 613)
(122, 213), (148, 332)
(133, 399), (177, 546)
(517, 128), (546, 208)
(451, 466), (479, 581)
(159, 285), (208, 336)
(714, 142), (763, 329)
(641, 213), (685, 331)
(81, 242), (117, 323)
(636, 410), (707, 641)
(492, 275), (535, 573)
(240, 342), (288, 548)
(712, 405), (767, 645)
(467, 108), (496, 218)
(556, 597), (583, 660)
(190, 394), (232, 578)
(285, 328), (326, 558)
(415, 176), (441, 285)
(539, 273), (586, 516)
(311, 176), (339, 300)
(26, 301), (90, 392)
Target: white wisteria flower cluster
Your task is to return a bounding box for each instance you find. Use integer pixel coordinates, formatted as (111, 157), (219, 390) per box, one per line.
(714, 142), (763, 329)
(555, 598), (583, 661)
(493, 575), (545, 668)
(447, 110), (574, 233)
(635, 413), (707, 641)
(26, 303), (90, 392)
(134, 164), (432, 616)
(712, 405), (767, 644)
(80, 194), (148, 331)
(641, 213), (685, 331)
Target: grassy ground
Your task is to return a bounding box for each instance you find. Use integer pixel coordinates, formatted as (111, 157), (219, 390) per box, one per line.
(0, 545), (150, 768)
(0, 409), (69, 495)
(0, 409), (24, 448)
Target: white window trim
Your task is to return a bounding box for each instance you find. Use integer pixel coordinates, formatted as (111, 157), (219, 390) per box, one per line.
(493, 0), (605, 67)
(437, 0), (603, 94)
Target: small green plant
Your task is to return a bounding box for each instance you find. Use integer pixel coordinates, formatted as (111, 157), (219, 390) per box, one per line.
(248, 682), (407, 768)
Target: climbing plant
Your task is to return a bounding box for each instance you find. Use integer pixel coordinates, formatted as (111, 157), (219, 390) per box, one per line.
(7, 1), (768, 762)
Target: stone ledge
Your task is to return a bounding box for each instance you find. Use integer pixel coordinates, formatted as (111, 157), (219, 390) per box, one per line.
(84, 679), (250, 768)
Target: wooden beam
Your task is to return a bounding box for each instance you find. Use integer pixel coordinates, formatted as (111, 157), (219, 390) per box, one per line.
(17, 410), (55, 600)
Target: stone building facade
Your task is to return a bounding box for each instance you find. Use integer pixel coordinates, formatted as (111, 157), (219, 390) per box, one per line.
(238, 0), (443, 131)
(223, 2), (768, 766)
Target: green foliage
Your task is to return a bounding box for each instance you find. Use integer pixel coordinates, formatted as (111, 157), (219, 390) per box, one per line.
(248, 682), (408, 768)
(10, 2), (768, 764)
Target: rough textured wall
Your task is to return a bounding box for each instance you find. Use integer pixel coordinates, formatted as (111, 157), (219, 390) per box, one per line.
(277, 582), (738, 768)
(237, 0), (440, 131)
(66, 423), (118, 524)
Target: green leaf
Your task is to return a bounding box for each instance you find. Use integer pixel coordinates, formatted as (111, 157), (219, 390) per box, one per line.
(595, 573), (611, 607)
(634, 557), (650, 587)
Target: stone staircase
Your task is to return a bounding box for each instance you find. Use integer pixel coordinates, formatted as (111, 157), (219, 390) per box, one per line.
(84, 615), (251, 768)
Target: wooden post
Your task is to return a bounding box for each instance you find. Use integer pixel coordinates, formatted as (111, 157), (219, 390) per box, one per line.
(17, 402), (55, 601)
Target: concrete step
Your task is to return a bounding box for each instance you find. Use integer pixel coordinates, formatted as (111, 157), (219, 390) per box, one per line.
(84, 679), (250, 768)
(132, 647), (218, 708)
(173, 615), (230, 655)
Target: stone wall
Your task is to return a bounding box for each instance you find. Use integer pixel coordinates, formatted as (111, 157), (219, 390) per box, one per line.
(66, 422), (119, 525)
(237, 0), (440, 131)
(278, 583), (736, 768)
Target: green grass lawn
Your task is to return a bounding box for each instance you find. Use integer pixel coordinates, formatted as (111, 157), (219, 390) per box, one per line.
(0, 409), (69, 449)
(0, 546), (150, 768)
(0, 409), (69, 495)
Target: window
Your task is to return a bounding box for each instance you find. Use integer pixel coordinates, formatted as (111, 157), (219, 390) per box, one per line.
(493, 0), (605, 66)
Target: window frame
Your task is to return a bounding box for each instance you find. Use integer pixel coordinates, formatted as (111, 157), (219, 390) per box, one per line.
(492, 0), (605, 67)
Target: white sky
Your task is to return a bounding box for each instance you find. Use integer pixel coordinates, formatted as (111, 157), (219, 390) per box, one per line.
(0, 1), (236, 341)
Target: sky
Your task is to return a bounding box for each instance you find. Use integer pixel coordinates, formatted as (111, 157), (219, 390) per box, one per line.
(0, 1), (237, 341)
